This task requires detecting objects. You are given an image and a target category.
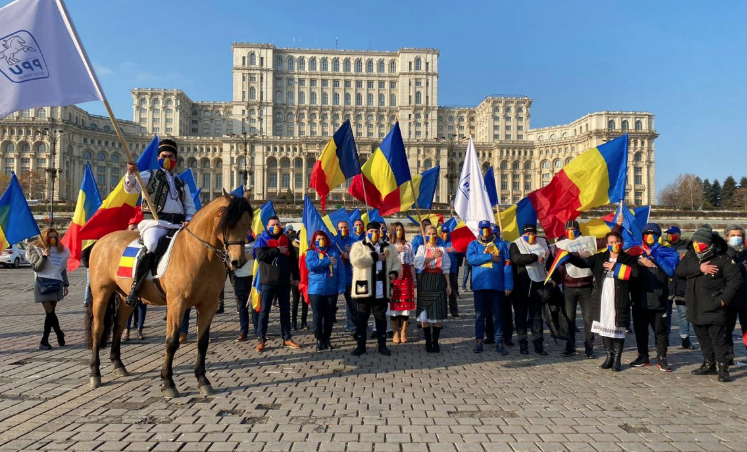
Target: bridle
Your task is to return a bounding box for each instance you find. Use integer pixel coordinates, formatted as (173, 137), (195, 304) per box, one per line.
(183, 225), (246, 270)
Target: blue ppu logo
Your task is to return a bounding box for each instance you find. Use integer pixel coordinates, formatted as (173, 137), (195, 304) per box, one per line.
(0, 31), (48, 83)
(459, 173), (471, 199)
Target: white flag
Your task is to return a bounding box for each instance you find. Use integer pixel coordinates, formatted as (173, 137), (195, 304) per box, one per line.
(453, 137), (494, 234)
(0, 0), (103, 119)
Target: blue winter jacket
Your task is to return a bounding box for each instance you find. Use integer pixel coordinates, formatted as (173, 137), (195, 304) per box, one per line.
(466, 237), (514, 291)
(305, 248), (346, 296)
(442, 240), (459, 274)
(334, 234), (357, 286)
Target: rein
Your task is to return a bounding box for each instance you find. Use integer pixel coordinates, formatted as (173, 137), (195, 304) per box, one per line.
(182, 225), (245, 271)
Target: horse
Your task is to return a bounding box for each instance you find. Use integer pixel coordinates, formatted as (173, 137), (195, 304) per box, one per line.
(85, 190), (253, 398)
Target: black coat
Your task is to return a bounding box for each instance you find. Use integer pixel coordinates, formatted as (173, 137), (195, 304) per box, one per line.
(509, 239), (555, 297)
(726, 247), (747, 311)
(567, 251), (639, 328)
(667, 241), (688, 304)
(676, 238), (742, 326)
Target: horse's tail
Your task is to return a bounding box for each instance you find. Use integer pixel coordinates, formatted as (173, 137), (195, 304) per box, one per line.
(85, 292), (119, 350)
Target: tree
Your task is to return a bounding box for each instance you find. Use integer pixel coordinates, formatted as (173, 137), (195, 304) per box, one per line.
(17, 170), (47, 200)
(711, 179), (722, 207)
(722, 176), (738, 207)
(702, 178), (713, 207)
(733, 187), (747, 211)
(740, 176), (747, 189)
(660, 174), (704, 210)
(0, 173), (10, 195)
(658, 183), (679, 208)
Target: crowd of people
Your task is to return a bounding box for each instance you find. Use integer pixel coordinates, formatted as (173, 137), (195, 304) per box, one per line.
(21, 137), (747, 385)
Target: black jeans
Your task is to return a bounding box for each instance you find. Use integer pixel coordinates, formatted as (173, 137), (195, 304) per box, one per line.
(310, 294), (337, 339)
(514, 283), (544, 342)
(344, 285), (356, 330)
(693, 323), (728, 364)
(234, 276), (251, 336)
(502, 292), (515, 342)
(725, 307), (747, 360)
(258, 284), (292, 341)
(448, 273), (459, 315)
(356, 299), (387, 344)
(292, 284), (307, 327)
(564, 286), (594, 349)
(632, 306), (669, 357)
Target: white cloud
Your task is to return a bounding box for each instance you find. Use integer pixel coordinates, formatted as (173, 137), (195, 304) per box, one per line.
(93, 62), (114, 76)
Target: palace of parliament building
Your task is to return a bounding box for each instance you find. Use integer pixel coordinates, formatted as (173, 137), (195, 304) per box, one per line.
(0, 43), (658, 208)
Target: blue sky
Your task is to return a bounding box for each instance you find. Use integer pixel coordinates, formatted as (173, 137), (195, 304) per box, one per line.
(15, 0), (747, 192)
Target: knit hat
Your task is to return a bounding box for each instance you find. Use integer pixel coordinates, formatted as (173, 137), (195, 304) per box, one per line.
(565, 220), (580, 230)
(522, 224), (537, 234)
(692, 224), (714, 245)
(478, 220), (492, 230)
(366, 221), (380, 231)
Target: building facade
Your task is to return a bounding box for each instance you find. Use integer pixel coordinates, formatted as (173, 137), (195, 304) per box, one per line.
(0, 43), (658, 208)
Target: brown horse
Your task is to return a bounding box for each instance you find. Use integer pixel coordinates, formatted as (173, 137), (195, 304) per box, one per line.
(85, 190), (253, 398)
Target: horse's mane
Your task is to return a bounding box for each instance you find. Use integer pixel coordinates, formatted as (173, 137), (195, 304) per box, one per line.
(218, 195), (254, 232)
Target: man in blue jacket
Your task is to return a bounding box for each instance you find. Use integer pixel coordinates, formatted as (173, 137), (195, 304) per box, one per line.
(334, 220), (358, 337)
(440, 225), (460, 318)
(630, 223), (680, 371)
(485, 225), (515, 346)
(467, 220), (514, 354)
(352, 219), (366, 242)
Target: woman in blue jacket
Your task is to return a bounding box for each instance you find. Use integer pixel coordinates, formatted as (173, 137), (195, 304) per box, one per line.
(306, 230), (346, 351)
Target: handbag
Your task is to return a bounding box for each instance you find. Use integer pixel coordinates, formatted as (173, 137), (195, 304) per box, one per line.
(38, 277), (62, 295)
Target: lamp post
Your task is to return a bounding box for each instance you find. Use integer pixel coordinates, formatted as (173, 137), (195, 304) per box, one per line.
(36, 128), (63, 227)
(228, 119), (249, 191)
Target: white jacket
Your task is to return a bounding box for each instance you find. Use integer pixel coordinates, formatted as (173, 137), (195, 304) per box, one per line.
(349, 240), (402, 301)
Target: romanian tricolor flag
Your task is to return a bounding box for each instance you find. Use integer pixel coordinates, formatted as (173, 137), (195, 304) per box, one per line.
(544, 249), (571, 284)
(450, 220), (476, 254)
(178, 168), (202, 210)
(251, 201), (276, 238)
(528, 134), (629, 239)
(498, 197), (538, 243)
(322, 207), (352, 235)
(407, 213), (444, 227)
(580, 204), (650, 246)
(79, 136), (160, 240)
(613, 263), (633, 280)
(400, 166), (440, 212)
(348, 122), (412, 216)
(0, 172), (40, 246)
(249, 259), (261, 312)
(360, 208), (385, 227)
(61, 163), (102, 271)
(299, 195), (333, 302)
(116, 245), (140, 278)
(0, 228), (8, 251)
(309, 120), (360, 210)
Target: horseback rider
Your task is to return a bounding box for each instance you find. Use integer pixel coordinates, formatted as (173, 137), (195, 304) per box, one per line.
(124, 138), (196, 306)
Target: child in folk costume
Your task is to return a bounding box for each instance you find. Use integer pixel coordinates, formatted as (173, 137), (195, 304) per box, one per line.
(388, 222), (416, 344)
(413, 225), (452, 353)
(566, 230), (639, 371)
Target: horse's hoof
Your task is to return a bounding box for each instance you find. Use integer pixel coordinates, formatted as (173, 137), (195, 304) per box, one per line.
(198, 384), (215, 396)
(162, 387), (181, 399)
(89, 376), (101, 389)
(113, 367), (129, 377)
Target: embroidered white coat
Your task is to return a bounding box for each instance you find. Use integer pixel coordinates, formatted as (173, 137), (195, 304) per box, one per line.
(349, 240), (402, 301)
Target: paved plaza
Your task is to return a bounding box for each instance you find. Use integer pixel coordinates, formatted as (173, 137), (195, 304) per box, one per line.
(0, 268), (746, 452)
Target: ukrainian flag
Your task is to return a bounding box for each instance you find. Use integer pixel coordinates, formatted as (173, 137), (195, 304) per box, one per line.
(61, 162), (102, 271)
(309, 120), (360, 210)
(348, 122), (413, 216)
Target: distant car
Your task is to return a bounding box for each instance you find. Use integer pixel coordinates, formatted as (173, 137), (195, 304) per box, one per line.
(1, 243), (29, 268)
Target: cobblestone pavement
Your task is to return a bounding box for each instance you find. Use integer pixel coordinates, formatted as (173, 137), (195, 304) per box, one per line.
(0, 267), (746, 452)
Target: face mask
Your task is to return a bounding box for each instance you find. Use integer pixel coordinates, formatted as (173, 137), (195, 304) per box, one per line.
(693, 241), (708, 254)
(354, 225), (364, 235)
(159, 157), (176, 171)
(367, 232), (379, 243)
(339, 228), (349, 238)
(427, 235), (437, 245)
(523, 234), (536, 245)
(267, 225), (281, 236)
(566, 229), (580, 240)
(729, 236), (744, 247)
(48, 238), (58, 247)
(315, 238), (327, 249)
(395, 229), (403, 239)
(666, 233), (679, 243)
(480, 228), (491, 239)
(644, 234), (656, 245)
(607, 243), (621, 254)
(381, 229), (388, 238)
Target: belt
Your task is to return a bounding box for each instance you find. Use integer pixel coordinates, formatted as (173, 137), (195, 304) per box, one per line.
(143, 212), (186, 224)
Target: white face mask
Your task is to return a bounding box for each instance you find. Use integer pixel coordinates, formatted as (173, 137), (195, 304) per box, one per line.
(729, 236), (744, 247)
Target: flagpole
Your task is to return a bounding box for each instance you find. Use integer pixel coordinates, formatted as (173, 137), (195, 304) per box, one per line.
(409, 180), (427, 240)
(494, 204), (504, 239)
(55, 0), (159, 221)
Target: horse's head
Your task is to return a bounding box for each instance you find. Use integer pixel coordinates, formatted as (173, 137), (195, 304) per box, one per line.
(216, 189), (254, 269)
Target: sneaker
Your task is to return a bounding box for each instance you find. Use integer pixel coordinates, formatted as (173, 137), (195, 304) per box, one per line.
(657, 356), (672, 372)
(681, 337), (694, 350)
(496, 344), (508, 355)
(473, 342), (484, 354)
(39, 341), (52, 351)
(630, 354), (650, 367)
(585, 349), (597, 359)
(561, 347), (578, 358)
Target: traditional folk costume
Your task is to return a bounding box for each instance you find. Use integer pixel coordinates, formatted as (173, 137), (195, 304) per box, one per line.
(414, 244), (451, 352)
(388, 241), (416, 343)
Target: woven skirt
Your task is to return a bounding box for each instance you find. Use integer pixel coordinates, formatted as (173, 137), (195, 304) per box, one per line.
(389, 263), (416, 314)
(416, 271), (448, 323)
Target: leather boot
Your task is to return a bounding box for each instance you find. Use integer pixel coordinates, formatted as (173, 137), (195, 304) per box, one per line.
(691, 360), (717, 375)
(612, 339), (624, 372)
(519, 340), (529, 355)
(400, 319), (408, 343)
(377, 334), (391, 356)
(39, 313), (52, 350)
(717, 362), (732, 382)
(600, 337), (614, 369)
(351, 333), (367, 356)
(50, 312), (65, 346)
(432, 326), (442, 353)
(126, 252), (155, 307)
(533, 339), (548, 356)
(315, 332), (324, 352)
(423, 326), (434, 352)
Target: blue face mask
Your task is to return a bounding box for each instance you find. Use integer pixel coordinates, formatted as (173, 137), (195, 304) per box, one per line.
(729, 236), (744, 247)
(314, 238), (327, 250)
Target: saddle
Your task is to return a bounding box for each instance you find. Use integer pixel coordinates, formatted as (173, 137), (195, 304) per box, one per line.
(117, 229), (181, 280)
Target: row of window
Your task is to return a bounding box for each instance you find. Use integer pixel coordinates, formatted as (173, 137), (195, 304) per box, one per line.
(243, 53), (413, 74)
(608, 119), (644, 130)
(277, 79), (398, 90)
(2, 142), (47, 153)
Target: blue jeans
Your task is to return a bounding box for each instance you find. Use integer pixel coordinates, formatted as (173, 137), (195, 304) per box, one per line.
(343, 286), (355, 331)
(462, 266), (472, 290)
(474, 290), (504, 342)
(180, 308), (191, 334)
(257, 284), (292, 342)
(126, 302), (147, 330)
(677, 304), (691, 339)
(310, 293), (337, 339)
(234, 276), (252, 336)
